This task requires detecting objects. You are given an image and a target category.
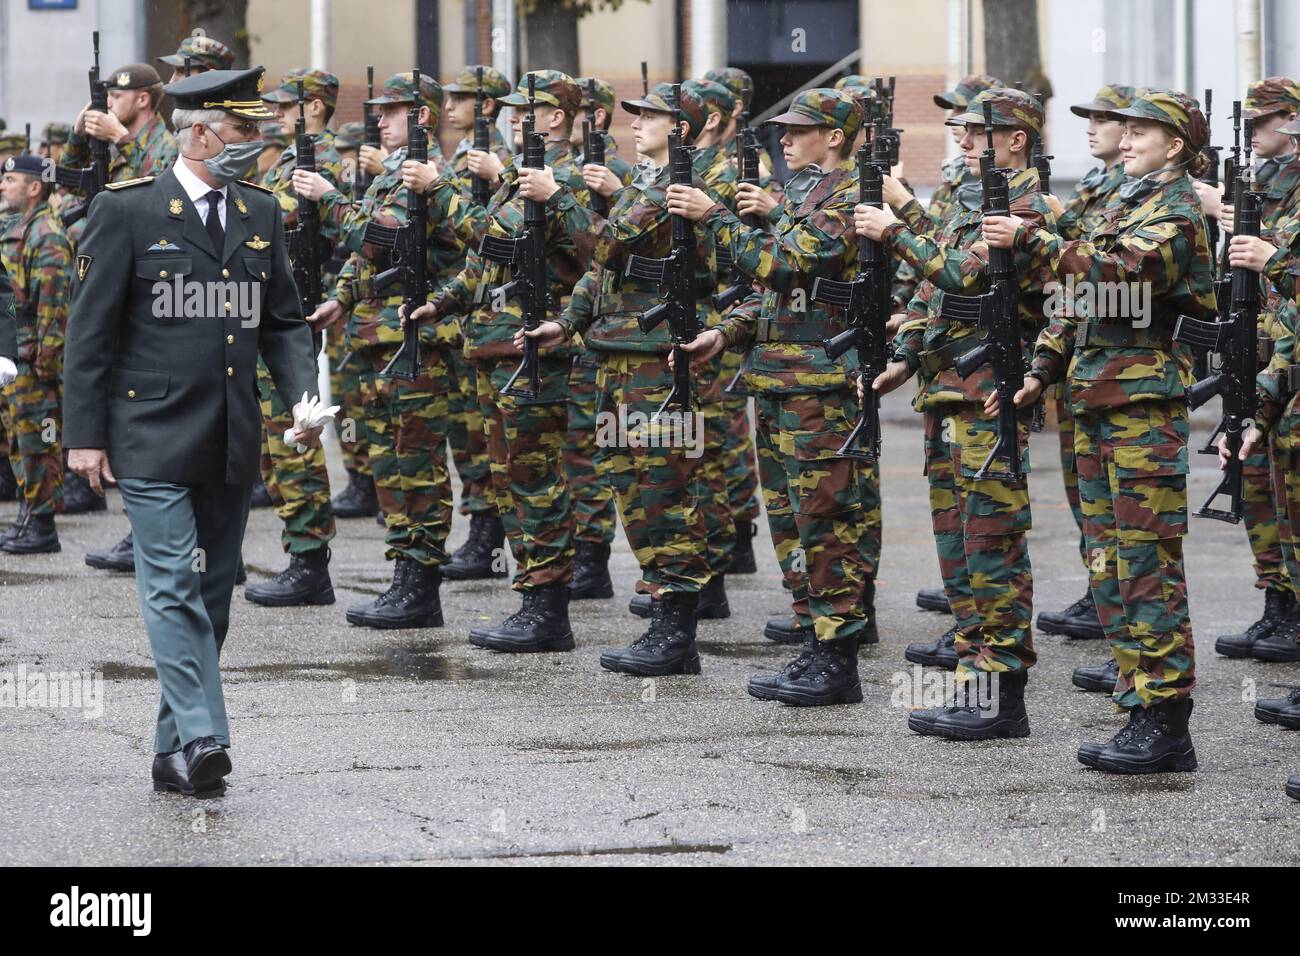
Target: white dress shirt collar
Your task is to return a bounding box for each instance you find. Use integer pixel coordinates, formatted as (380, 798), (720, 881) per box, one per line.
(172, 158), (227, 205)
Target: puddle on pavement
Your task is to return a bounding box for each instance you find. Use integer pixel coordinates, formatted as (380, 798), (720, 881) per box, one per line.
(96, 644), (484, 684)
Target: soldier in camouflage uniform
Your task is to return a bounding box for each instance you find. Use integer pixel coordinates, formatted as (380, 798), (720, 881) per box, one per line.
(1036, 84), (1136, 649)
(414, 70), (591, 651)
(668, 89), (874, 705)
(437, 66), (515, 581)
(985, 88), (1214, 772)
(294, 71), (464, 629)
(156, 34), (236, 83)
(1196, 78), (1300, 660)
(0, 135), (24, 507)
(0, 154), (73, 553)
(518, 82), (722, 676)
(236, 68), (346, 607)
(858, 89), (1055, 736)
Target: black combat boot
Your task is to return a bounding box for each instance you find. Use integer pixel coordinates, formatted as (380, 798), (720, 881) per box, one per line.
(1287, 775), (1300, 801)
(1256, 686), (1300, 724)
(1216, 587), (1292, 658)
(748, 631), (817, 701)
(85, 531), (135, 572)
(345, 558), (412, 625)
(331, 471), (379, 518)
(244, 547), (334, 607)
(915, 587), (951, 614)
(0, 502), (27, 548)
(1036, 589), (1104, 640)
(0, 513), (59, 554)
(860, 578), (879, 646)
(1071, 656), (1119, 693)
(1081, 697), (1197, 774)
(769, 634), (862, 706)
(470, 584), (575, 652)
(600, 591), (701, 676)
(568, 541), (614, 599)
(1250, 610), (1300, 663)
(904, 626), (958, 669)
(60, 470), (107, 514)
(0, 459), (15, 501)
(763, 613), (812, 644)
(925, 669), (1030, 740)
(353, 560), (444, 629)
(629, 575), (730, 620)
(249, 478), (273, 509)
(442, 513), (507, 580)
(726, 519), (758, 574)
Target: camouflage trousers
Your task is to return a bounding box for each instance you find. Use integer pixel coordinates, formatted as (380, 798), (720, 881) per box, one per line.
(1269, 409), (1300, 654)
(1242, 445), (1288, 592)
(564, 354), (617, 546)
(0, 364), (62, 515)
(359, 346), (454, 566)
(754, 389), (871, 642)
(697, 360), (737, 576)
(923, 404), (1035, 676)
(477, 354), (574, 589)
(720, 350), (761, 523)
(1054, 391), (1088, 568)
(327, 320), (369, 477)
(256, 358), (336, 555)
(594, 351), (711, 593)
(1073, 400), (1195, 707)
(448, 345), (492, 516)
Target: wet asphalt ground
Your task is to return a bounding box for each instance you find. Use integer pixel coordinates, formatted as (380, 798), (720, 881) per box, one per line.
(1, 387), (1297, 866)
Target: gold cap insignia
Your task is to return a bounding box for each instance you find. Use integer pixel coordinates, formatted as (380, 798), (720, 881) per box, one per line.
(245, 235), (271, 250)
(76, 255), (92, 282)
(116, 72), (131, 87)
(234, 197), (248, 214)
(169, 197), (183, 216)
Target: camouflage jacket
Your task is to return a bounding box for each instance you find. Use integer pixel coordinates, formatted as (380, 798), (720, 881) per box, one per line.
(260, 127), (346, 236)
(926, 154), (970, 225)
(317, 135), (451, 234)
(600, 131), (635, 187)
(1059, 162), (1127, 239)
(332, 145), (469, 350)
(708, 156), (862, 394)
(64, 113), (178, 184)
(1255, 210), (1300, 424)
(886, 166), (1056, 409)
(433, 140), (590, 365)
(1024, 174), (1216, 409)
(1259, 152), (1300, 240)
(0, 200), (73, 380)
(554, 159), (716, 354)
(450, 123), (514, 199)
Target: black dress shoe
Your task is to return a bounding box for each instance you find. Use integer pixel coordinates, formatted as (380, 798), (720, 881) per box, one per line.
(600, 592), (701, 676)
(151, 750), (193, 795)
(469, 584), (575, 652)
(85, 531), (135, 572)
(331, 471), (379, 518)
(905, 626), (958, 669)
(916, 587), (951, 614)
(0, 513), (60, 553)
(249, 478), (273, 509)
(1253, 687), (1300, 724)
(1072, 656), (1119, 693)
(1036, 589), (1104, 640)
(727, 519), (758, 574)
(443, 513), (507, 580)
(1287, 774), (1300, 801)
(768, 635), (861, 707)
(183, 736), (232, 792)
(61, 471), (107, 514)
(569, 541), (614, 599)
(629, 576), (730, 620)
(928, 670), (1031, 740)
(1080, 697), (1197, 774)
(1216, 587), (1293, 658)
(245, 548), (335, 606)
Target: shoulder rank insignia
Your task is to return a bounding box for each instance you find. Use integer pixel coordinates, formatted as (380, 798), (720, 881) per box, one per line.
(244, 235), (271, 251)
(234, 197), (248, 215)
(237, 179), (273, 195)
(76, 255), (92, 282)
(105, 176), (155, 191)
(168, 197), (184, 215)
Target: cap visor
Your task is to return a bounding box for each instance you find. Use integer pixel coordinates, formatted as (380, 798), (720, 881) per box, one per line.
(1070, 100), (1112, 118)
(158, 54), (184, 67)
(944, 110), (982, 127)
(762, 109), (820, 126)
(621, 98), (666, 115)
(261, 90), (296, 103)
(933, 93), (960, 109)
(364, 94), (409, 106)
(1244, 106), (1285, 119)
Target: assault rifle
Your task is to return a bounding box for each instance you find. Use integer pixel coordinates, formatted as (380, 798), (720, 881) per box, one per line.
(582, 79), (610, 218)
(55, 32), (110, 227)
(471, 66), (493, 208)
(287, 79), (324, 322)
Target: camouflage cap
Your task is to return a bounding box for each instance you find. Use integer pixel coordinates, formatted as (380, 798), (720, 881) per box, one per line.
(443, 65), (512, 97)
(1278, 116), (1300, 136)
(497, 70), (582, 115)
(1070, 83), (1136, 118)
(0, 132), (24, 154)
(158, 34), (236, 72)
(1244, 76), (1300, 119)
(763, 88), (863, 141)
(946, 87), (1044, 135)
(688, 78), (736, 123)
(261, 68), (340, 109)
(577, 77), (616, 118)
(1109, 87), (1207, 151)
(703, 67), (753, 102)
(622, 81), (710, 139)
(106, 64), (163, 91)
(334, 121), (365, 150)
(366, 71), (443, 117)
(41, 122), (71, 146)
(934, 74), (1004, 110)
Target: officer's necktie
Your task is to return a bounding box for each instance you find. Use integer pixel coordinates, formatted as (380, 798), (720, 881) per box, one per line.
(204, 190), (225, 252)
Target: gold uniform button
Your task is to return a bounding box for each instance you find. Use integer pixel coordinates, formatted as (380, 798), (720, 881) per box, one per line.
(227, 367), (234, 377)
(226, 334), (235, 345)
(222, 269), (230, 278)
(127, 389), (136, 399)
(159, 270), (168, 279)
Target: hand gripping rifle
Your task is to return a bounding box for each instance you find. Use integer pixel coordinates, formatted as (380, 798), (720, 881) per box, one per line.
(360, 66), (381, 197)
(934, 101), (1026, 481)
(477, 73), (549, 399)
(471, 66), (493, 208)
(55, 31), (110, 227)
(583, 79), (610, 218)
(625, 84), (698, 420)
(1172, 115), (1262, 524)
(808, 127), (893, 461)
(288, 79), (324, 322)
(364, 67), (430, 379)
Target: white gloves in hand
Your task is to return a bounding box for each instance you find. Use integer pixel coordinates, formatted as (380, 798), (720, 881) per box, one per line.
(284, 392), (340, 452)
(0, 357), (17, 388)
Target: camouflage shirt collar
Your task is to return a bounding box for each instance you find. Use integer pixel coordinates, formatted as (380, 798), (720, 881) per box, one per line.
(630, 159), (661, 191)
(1255, 151), (1296, 187)
(544, 138), (574, 167)
(1006, 165), (1041, 202)
(1118, 172), (1196, 225)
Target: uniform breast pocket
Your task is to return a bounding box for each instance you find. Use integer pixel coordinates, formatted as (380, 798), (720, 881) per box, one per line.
(242, 257), (271, 283)
(137, 257), (194, 324)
